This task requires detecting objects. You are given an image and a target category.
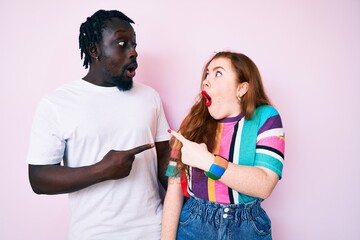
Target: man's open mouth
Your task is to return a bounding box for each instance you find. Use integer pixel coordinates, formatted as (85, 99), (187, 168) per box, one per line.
(202, 91), (212, 107)
(126, 62), (138, 78)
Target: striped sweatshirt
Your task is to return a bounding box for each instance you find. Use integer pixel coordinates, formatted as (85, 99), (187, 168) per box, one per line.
(166, 105), (285, 204)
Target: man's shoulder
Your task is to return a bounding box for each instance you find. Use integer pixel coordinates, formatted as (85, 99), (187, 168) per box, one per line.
(134, 81), (155, 91)
(44, 79), (79, 93)
(133, 82), (160, 97)
(39, 80), (83, 105)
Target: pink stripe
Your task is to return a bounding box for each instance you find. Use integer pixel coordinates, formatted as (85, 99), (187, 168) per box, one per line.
(214, 181), (230, 204)
(257, 136), (285, 154)
(214, 122), (236, 203)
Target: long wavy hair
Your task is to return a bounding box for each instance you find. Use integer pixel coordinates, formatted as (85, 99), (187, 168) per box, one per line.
(171, 51), (271, 175)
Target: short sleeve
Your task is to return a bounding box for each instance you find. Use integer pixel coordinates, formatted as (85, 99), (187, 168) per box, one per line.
(154, 92), (171, 142)
(27, 98), (65, 165)
(254, 109), (285, 179)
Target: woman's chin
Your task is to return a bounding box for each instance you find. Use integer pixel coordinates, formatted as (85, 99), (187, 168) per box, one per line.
(208, 109), (222, 120)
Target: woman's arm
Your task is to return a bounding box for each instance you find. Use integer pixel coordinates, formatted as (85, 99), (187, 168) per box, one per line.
(220, 164), (279, 199)
(161, 177), (184, 240)
(168, 129), (279, 200)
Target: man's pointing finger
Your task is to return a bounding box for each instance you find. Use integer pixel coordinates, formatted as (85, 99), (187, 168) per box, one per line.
(127, 143), (155, 156)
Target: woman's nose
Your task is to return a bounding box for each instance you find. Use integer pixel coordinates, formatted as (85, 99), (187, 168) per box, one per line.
(202, 79), (210, 89)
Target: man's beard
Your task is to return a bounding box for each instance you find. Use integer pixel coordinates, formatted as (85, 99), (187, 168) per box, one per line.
(106, 69), (133, 91)
(111, 75), (133, 91)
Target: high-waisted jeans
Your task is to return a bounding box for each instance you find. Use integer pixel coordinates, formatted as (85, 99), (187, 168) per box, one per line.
(176, 196), (272, 240)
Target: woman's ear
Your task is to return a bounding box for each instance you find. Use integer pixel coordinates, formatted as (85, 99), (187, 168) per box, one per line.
(237, 82), (249, 98)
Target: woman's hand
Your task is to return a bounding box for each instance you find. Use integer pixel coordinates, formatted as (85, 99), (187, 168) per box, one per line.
(168, 129), (213, 171)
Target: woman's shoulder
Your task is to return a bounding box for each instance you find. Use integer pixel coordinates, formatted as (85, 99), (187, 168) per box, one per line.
(255, 105), (280, 117)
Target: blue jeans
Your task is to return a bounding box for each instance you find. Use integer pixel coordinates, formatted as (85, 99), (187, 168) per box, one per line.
(176, 196), (272, 240)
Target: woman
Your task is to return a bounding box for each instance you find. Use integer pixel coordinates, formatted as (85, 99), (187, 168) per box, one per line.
(161, 52), (285, 240)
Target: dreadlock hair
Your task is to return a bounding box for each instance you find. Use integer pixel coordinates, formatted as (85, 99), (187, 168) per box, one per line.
(172, 51), (272, 176)
(79, 9), (135, 69)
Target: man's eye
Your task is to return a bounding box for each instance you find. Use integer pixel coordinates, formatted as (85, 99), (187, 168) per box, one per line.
(118, 41), (125, 46)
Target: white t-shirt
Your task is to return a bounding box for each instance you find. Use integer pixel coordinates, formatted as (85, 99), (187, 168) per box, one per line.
(27, 80), (171, 240)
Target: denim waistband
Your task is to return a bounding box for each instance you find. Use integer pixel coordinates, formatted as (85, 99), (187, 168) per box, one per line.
(185, 196), (264, 222)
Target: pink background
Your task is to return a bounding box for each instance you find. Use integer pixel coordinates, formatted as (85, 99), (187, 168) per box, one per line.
(1, 1), (359, 239)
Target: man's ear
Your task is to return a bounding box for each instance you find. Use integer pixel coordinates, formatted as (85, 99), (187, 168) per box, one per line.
(88, 43), (100, 61)
(237, 82), (249, 98)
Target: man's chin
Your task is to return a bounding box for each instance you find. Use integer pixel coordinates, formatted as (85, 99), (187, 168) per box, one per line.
(115, 79), (133, 91)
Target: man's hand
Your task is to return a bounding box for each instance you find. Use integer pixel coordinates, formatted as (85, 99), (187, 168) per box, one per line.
(29, 143), (155, 195)
(99, 143), (155, 180)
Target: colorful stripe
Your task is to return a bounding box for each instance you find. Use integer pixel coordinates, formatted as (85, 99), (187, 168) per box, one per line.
(214, 121), (236, 203)
(205, 123), (222, 202)
(165, 160), (178, 177)
(207, 178), (216, 202)
(165, 105), (285, 204)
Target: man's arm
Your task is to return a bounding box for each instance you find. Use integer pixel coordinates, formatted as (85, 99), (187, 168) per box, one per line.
(29, 163), (103, 194)
(155, 140), (170, 190)
(28, 144), (154, 195)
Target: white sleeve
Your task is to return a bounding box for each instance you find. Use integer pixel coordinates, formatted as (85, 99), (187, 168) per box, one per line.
(27, 98), (65, 165)
(154, 93), (171, 142)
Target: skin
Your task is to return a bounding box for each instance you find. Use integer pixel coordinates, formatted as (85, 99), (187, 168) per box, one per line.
(203, 57), (244, 119)
(28, 18), (170, 194)
(161, 57), (278, 239)
(84, 18), (138, 89)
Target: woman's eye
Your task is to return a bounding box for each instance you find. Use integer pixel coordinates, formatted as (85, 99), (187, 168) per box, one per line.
(215, 71), (222, 77)
(204, 72), (209, 79)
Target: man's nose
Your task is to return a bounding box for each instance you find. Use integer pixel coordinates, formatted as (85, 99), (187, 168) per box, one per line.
(129, 47), (138, 59)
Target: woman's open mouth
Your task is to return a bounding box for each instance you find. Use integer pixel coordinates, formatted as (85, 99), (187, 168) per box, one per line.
(202, 91), (212, 107)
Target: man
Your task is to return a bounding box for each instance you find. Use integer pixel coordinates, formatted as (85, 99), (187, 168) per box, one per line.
(27, 9), (170, 240)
